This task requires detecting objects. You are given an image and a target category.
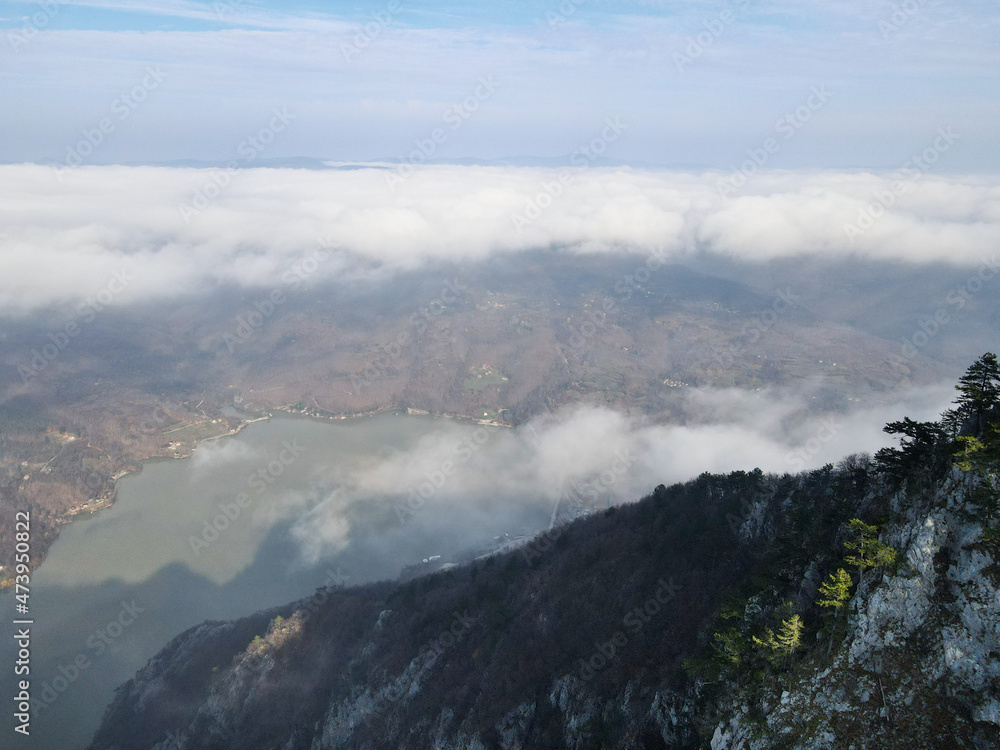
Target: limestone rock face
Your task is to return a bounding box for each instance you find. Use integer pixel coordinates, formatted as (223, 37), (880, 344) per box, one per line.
(711, 481), (1000, 750)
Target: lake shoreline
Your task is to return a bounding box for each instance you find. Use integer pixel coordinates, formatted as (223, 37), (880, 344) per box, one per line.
(2, 405), (511, 588)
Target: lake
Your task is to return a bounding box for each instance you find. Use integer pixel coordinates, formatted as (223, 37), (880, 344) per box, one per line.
(1, 413), (545, 750)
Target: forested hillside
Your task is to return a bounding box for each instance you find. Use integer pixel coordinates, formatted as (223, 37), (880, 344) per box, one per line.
(88, 355), (1000, 750)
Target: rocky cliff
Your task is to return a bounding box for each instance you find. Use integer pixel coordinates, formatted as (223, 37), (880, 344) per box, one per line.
(710, 474), (1000, 750)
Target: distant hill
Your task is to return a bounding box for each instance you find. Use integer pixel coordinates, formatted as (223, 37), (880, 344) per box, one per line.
(2, 251), (961, 577)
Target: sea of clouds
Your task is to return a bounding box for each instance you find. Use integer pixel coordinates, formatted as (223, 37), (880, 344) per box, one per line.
(0, 164), (997, 313)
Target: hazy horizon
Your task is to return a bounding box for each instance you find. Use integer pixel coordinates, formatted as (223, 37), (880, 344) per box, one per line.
(1, 0), (998, 169)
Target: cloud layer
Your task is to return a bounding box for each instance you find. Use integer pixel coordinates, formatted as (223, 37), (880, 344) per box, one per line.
(274, 384), (953, 564)
(1, 164), (998, 314)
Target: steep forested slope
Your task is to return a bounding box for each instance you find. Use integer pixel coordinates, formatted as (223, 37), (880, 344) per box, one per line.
(88, 356), (1000, 750)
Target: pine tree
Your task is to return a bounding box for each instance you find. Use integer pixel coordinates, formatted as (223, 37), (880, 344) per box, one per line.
(844, 519), (897, 588)
(711, 626), (745, 667)
(955, 426), (1000, 525)
(775, 615), (804, 653)
(874, 418), (952, 488)
(817, 568), (853, 654)
(816, 568), (852, 610)
(951, 353), (1000, 436)
(753, 614), (804, 668)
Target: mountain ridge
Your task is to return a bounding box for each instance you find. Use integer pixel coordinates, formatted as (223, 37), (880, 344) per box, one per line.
(85, 356), (1000, 750)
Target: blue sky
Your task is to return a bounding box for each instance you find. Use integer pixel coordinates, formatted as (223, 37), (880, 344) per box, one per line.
(1, 0), (998, 168)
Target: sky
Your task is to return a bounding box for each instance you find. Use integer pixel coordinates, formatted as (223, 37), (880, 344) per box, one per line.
(1, 0), (998, 169)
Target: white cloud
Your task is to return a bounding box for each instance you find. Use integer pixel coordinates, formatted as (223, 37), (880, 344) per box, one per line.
(0, 164), (997, 314)
(190, 438), (262, 471)
(280, 383), (955, 563)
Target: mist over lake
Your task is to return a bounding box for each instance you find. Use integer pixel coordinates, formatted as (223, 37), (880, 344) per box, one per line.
(0, 413), (547, 750)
